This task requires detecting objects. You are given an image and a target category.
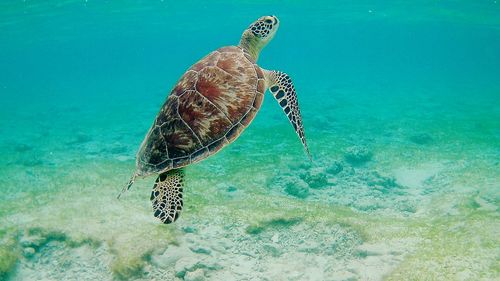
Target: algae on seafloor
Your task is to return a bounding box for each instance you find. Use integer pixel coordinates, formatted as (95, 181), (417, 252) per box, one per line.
(385, 190), (500, 280)
(20, 227), (102, 251)
(0, 231), (19, 280)
(106, 225), (177, 280)
(0, 159), (180, 280)
(245, 217), (303, 235)
(0, 247), (17, 280)
(223, 191), (371, 241)
(110, 252), (152, 280)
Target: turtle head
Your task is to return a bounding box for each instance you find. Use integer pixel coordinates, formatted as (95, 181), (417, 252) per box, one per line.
(239, 15), (279, 62)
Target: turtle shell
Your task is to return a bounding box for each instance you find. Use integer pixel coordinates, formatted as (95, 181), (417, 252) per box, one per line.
(136, 46), (266, 175)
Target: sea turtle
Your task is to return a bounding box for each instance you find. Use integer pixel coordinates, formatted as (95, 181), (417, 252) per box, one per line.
(120, 15), (310, 223)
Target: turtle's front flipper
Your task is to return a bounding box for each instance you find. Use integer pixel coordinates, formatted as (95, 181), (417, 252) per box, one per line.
(265, 70), (311, 159)
(151, 168), (184, 224)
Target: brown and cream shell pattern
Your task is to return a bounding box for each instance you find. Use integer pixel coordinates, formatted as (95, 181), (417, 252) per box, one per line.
(136, 46), (266, 175)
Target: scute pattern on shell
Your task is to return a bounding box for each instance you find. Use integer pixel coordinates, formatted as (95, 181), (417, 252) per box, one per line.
(137, 46), (266, 174)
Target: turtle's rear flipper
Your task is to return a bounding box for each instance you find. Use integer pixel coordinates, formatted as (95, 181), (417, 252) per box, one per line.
(151, 168), (184, 224)
(266, 70), (311, 159)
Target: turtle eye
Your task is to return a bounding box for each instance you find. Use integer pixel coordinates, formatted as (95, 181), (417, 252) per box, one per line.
(264, 19), (273, 24)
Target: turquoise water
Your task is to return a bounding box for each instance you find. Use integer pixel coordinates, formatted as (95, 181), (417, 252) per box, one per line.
(1, 1), (499, 280)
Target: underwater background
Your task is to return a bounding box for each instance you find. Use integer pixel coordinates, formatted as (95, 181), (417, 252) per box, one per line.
(0, 1), (499, 280)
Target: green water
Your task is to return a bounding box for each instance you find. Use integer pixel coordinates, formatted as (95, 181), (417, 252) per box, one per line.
(0, 1), (499, 280)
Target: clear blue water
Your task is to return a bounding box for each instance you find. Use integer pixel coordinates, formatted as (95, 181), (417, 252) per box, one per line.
(0, 1), (499, 280)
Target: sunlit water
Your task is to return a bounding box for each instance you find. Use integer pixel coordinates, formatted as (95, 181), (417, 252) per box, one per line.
(0, 1), (499, 280)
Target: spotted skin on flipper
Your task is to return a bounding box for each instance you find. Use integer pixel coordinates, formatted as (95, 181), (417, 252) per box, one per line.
(151, 168), (184, 224)
(267, 70), (311, 158)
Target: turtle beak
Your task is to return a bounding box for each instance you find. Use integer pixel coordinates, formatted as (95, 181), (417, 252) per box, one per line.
(262, 15), (279, 26)
(271, 15), (279, 25)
